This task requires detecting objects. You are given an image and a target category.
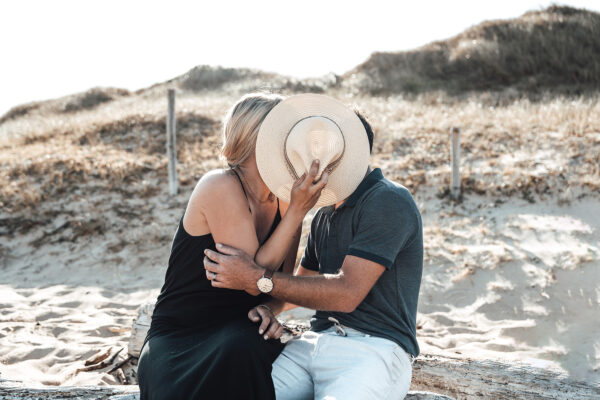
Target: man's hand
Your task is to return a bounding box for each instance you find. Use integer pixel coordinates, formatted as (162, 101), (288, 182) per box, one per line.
(204, 244), (264, 295)
(248, 305), (284, 340)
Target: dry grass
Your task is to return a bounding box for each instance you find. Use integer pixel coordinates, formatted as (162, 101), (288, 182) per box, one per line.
(352, 93), (600, 199)
(0, 87), (131, 125)
(175, 65), (337, 94)
(1, 5), (599, 238)
(2, 89), (598, 227)
(345, 6), (600, 95)
(0, 95), (229, 216)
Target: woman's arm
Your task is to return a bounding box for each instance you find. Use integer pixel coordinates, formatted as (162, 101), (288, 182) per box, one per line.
(185, 170), (262, 259)
(253, 161), (327, 270)
(248, 247), (323, 340)
(185, 162), (325, 288)
(258, 224), (302, 315)
(248, 224), (302, 339)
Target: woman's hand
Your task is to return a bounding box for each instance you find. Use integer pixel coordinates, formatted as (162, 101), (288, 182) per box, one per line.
(248, 304), (284, 340)
(289, 159), (329, 216)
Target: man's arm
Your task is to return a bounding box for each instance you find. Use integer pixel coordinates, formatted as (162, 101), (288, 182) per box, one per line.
(204, 245), (385, 313)
(270, 255), (385, 312)
(204, 185), (418, 313)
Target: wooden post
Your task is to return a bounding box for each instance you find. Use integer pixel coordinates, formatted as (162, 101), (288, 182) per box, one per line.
(450, 127), (460, 200)
(166, 89), (178, 195)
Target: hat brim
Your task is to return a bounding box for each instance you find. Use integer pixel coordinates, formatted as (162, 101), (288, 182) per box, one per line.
(256, 94), (370, 207)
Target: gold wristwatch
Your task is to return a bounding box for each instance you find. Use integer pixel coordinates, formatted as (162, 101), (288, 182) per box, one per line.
(257, 268), (274, 294)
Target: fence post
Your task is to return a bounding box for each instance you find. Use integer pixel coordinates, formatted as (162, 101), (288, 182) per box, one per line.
(166, 89), (178, 195)
(451, 127), (461, 200)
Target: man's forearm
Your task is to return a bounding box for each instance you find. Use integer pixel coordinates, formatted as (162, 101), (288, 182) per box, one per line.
(269, 271), (356, 313)
(204, 244), (367, 312)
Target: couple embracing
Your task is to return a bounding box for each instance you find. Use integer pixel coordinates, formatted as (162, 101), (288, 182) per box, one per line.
(138, 93), (423, 400)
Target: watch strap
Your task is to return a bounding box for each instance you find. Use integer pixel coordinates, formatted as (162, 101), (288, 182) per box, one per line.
(263, 268), (274, 279)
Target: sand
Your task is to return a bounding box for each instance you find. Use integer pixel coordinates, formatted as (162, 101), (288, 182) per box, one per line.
(1, 188), (598, 387)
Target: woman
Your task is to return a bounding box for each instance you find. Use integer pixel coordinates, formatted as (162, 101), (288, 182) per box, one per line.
(137, 92), (328, 400)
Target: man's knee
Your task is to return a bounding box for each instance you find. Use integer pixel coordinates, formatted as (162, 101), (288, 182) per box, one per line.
(272, 350), (314, 400)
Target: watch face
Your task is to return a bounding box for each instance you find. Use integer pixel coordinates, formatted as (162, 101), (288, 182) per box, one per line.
(257, 277), (273, 293)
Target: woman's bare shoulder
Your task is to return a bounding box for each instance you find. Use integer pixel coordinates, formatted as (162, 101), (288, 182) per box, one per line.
(194, 168), (239, 194)
(189, 168), (247, 211)
(183, 169), (248, 235)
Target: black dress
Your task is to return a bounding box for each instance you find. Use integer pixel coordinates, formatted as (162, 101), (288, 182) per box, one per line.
(138, 175), (284, 400)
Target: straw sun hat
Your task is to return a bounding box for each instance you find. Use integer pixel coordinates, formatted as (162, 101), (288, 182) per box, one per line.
(256, 93), (370, 207)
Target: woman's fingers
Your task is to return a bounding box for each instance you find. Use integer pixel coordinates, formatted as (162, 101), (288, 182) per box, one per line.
(256, 307), (271, 335)
(253, 306), (283, 340)
(289, 160), (331, 211)
(307, 159), (319, 180)
(293, 172), (306, 190)
(264, 318), (280, 340)
(312, 169), (329, 192)
(248, 307), (261, 322)
(297, 160), (320, 188)
(273, 324), (284, 340)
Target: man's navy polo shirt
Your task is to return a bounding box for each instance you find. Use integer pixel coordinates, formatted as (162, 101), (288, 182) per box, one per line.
(300, 167), (423, 357)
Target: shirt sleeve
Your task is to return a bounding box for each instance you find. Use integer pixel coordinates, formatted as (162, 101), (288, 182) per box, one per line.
(300, 214), (320, 271)
(347, 189), (419, 270)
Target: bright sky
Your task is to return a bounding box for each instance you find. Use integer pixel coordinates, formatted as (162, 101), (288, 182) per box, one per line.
(1, 0), (598, 116)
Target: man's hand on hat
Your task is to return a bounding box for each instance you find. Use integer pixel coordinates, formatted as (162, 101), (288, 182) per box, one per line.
(289, 159), (329, 217)
(204, 244), (263, 295)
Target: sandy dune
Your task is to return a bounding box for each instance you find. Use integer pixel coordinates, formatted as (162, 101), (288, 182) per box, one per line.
(1, 6), (599, 389)
(1, 189), (598, 386)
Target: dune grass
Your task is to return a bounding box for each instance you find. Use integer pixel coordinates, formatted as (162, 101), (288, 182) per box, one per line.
(1, 90), (598, 218)
(1, 5), (599, 237)
(345, 6), (600, 95)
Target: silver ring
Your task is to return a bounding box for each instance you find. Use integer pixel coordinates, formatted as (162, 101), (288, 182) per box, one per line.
(209, 272), (217, 280)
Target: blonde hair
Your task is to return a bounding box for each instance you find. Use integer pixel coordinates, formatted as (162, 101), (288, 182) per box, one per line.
(221, 92), (284, 168)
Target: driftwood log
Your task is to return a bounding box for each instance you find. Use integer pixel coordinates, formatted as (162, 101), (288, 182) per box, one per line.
(0, 381), (139, 400)
(0, 380), (452, 399)
(5, 304), (596, 399)
(410, 354), (600, 399)
(127, 303), (599, 399)
(128, 303), (154, 357)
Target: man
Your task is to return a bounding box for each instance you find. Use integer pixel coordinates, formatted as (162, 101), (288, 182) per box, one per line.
(204, 94), (423, 399)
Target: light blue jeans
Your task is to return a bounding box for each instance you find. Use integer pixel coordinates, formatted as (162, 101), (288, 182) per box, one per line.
(272, 323), (413, 400)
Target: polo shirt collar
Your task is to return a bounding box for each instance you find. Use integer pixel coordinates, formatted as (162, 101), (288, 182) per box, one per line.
(338, 167), (384, 209)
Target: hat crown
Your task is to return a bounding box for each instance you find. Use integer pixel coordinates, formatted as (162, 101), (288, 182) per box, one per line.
(285, 116), (344, 180)
(256, 93), (370, 207)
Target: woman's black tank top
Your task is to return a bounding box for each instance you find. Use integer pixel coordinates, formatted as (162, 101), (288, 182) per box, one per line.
(146, 171), (281, 341)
